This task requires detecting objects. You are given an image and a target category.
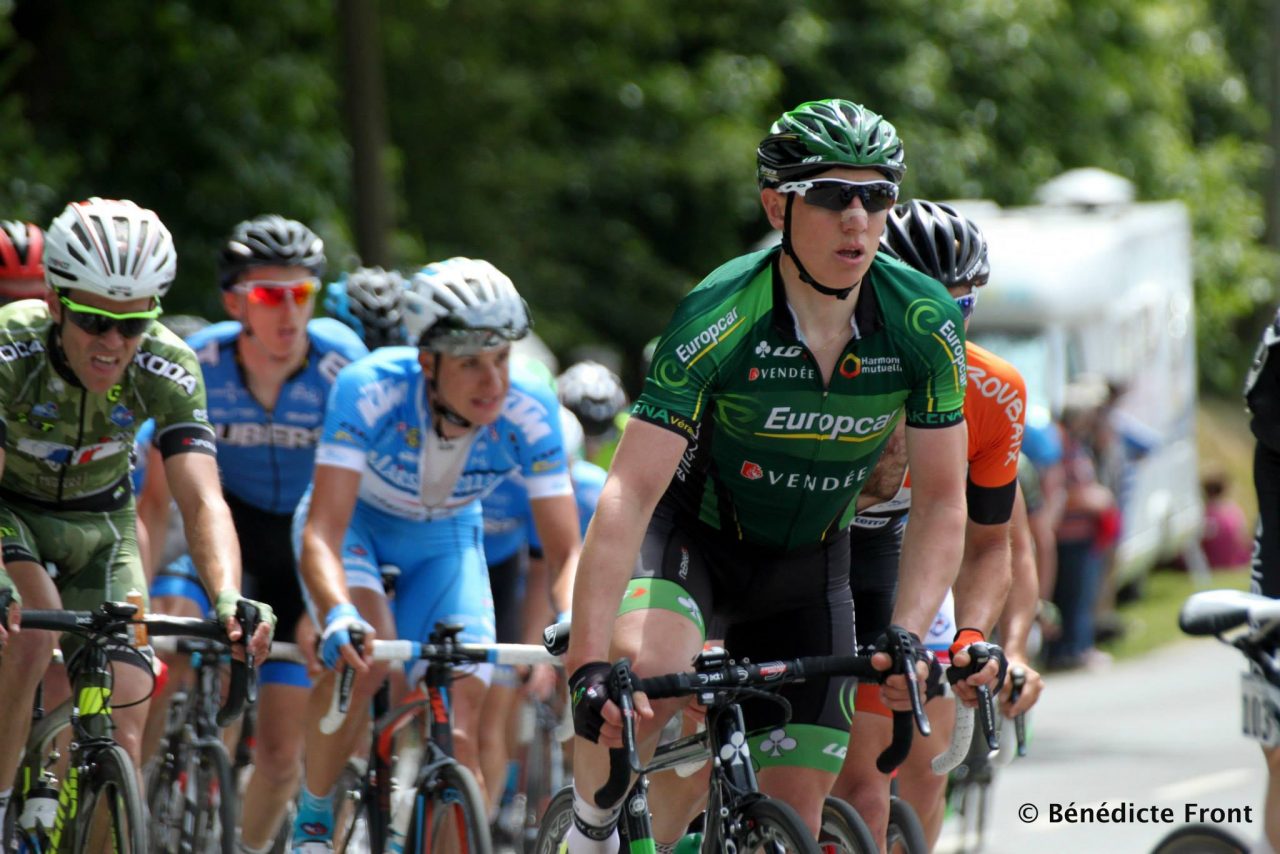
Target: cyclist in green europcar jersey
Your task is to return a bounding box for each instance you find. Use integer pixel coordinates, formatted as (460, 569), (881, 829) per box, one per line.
(0, 198), (276, 832)
(561, 99), (1001, 852)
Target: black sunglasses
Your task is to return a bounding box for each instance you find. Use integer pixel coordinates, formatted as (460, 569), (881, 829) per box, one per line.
(777, 179), (899, 214)
(59, 296), (160, 338)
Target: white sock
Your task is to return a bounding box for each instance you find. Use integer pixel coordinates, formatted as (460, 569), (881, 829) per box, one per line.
(565, 787), (621, 853)
(564, 824), (620, 854)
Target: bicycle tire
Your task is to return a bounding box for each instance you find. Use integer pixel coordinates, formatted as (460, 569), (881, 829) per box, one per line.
(820, 796), (879, 854)
(335, 761), (376, 854)
(72, 743), (147, 853)
(886, 795), (928, 854)
(405, 760), (493, 853)
(948, 777), (989, 854)
(520, 709), (566, 852)
(529, 786), (574, 854)
(197, 741), (238, 854)
(726, 796), (820, 854)
(1148, 823), (1250, 854)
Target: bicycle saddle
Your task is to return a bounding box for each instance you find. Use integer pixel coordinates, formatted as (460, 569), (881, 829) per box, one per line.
(1179, 589), (1280, 636)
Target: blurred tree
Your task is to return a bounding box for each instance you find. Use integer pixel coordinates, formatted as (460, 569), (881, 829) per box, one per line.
(340, 0), (393, 267)
(0, 0), (1275, 391)
(5, 0), (350, 318)
(382, 0), (791, 384)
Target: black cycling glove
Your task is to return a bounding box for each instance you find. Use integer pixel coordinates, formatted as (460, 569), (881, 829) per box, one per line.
(569, 661), (613, 743)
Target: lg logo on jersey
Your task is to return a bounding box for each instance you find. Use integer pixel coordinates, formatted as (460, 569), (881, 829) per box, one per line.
(754, 341), (803, 359)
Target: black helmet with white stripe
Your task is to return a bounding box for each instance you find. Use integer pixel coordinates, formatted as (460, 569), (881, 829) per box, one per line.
(217, 214), (325, 290)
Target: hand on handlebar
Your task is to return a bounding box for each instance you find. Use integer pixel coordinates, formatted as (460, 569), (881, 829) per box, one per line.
(0, 587), (19, 645)
(320, 603), (375, 671)
(1000, 662), (1042, 718)
(870, 626), (930, 711)
(569, 661), (653, 748)
(215, 589), (275, 661)
(947, 629), (1008, 707)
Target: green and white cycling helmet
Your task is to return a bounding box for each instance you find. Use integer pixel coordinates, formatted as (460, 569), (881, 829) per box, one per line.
(404, 257), (531, 356)
(44, 198), (176, 300)
(757, 99), (905, 189)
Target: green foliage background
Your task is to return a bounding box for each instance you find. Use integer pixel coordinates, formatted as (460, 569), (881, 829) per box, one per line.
(2, 0), (1276, 391)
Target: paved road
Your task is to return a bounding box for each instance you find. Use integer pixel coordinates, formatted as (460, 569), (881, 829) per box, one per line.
(935, 638), (1270, 853)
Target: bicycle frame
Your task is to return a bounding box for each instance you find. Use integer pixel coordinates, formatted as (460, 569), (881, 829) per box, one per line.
(12, 633), (122, 851)
(612, 686), (805, 851)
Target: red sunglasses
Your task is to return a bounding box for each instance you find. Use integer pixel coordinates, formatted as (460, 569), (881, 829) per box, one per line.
(237, 279), (318, 307)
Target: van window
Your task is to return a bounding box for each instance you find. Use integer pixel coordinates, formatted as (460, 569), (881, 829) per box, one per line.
(970, 331), (1051, 411)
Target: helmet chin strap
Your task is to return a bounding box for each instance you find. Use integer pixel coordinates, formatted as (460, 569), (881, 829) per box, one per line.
(779, 194), (856, 301)
(428, 353), (474, 432)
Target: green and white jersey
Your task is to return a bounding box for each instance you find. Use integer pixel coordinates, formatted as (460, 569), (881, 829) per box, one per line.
(634, 247), (966, 552)
(0, 299), (215, 512)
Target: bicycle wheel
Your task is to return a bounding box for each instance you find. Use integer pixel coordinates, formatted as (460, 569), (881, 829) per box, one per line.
(195, 742), (238, 854)
(529, 786), (574, 854)
(145, 746), (184, 852)
(948, 777), (988, 854)
(404, 760), (492, 853)
(334, 760), (376, 854)
(1149, 823), (1250, 854)
(520, 709), (566, 852)
(726, 796), (820, 854)
(72, 743), (147, 853)
(820, 797), (878, 854)
(885, 796), (927, 854)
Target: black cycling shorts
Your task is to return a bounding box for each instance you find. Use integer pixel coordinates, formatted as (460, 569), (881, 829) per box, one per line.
(847, 518), (905, 650)
(226, 491), (307, 643)
(622, 503), (856, 756)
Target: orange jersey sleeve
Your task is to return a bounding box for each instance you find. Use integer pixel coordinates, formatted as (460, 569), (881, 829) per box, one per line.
(963, 342), (1027, 524)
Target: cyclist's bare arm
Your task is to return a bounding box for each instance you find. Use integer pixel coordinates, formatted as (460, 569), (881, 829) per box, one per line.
(856, 419), (907, 511)
(955, 516), (1012, 633)
(136, 444), (172, 579)
(529, 492), (582, 618)
(997, 485), (1044, 715)
(298, 463), (363, 618)
(167, 451), (272, 659)
(0, 448), (17, 636)
(891, 422), (968, 637)
(564, 418), (685, 675)
(166, 451), (241, 602)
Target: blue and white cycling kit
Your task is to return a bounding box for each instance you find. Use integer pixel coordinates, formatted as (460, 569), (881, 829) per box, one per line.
(484, 453), (605, 650)
(151, 318), (367, 687)
(296, 347), (572, 677)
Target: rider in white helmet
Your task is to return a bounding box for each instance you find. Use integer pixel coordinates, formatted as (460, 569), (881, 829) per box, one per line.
(0, 199), (276, 832)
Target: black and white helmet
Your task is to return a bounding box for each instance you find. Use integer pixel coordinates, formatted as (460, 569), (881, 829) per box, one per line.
(341, 267), (408, 348)
(403, 257), (531, 355)
(217, 214), (326, 290)
(557, 360), (628, 436)
(880, 200), (989, 289)
(44, 198), (176, 300)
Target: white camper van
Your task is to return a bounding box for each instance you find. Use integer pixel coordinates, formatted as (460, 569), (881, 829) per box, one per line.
(958, 169), (1201, 593)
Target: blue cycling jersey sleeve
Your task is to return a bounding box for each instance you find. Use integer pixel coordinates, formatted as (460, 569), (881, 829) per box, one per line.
(130, 418), (157, 494)
(188, 318), (369, 514)
(571, 459), (607, 538)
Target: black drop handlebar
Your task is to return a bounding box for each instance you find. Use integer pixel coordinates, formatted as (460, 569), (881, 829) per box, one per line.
(594, 638), (931, 809)
(10, 601), (259, 725)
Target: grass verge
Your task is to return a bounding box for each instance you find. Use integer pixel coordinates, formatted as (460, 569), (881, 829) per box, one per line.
(1101, 565), (1251, 661)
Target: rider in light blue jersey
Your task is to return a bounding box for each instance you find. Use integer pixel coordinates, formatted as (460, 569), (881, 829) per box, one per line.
(289, 257), (582, 853)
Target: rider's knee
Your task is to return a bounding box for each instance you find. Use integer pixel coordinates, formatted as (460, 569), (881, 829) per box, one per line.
(1, 628), (56, 682)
